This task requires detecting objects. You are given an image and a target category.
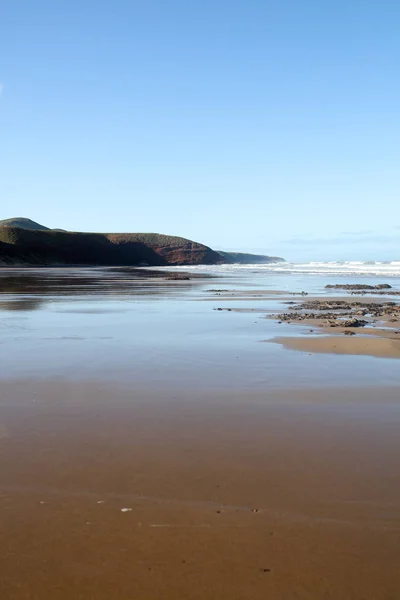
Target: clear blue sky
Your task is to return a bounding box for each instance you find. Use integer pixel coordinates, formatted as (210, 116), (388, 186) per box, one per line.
(1, 0), (399, 261)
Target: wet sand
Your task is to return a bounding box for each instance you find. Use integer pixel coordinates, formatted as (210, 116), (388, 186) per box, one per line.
(1, 380), (400, 599)
(272, 334), (400, 358)
(1, 268), (400, 599)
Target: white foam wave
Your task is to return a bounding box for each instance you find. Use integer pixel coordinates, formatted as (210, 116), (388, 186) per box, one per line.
(163, 260), (400, 277)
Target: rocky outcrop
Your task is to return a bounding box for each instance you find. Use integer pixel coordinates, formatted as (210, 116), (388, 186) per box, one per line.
(325, 284), (392, 290)
(274, 299), (400, 327)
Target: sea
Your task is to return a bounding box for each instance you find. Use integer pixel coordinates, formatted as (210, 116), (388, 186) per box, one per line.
(163, 259), (400, 277)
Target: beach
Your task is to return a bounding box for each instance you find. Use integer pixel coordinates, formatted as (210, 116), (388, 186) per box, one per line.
(1, 265), (400, 599)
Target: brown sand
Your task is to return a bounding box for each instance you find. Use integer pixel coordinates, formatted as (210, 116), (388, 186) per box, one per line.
(272, 335), (400, 358)
(1, 380), (400, 599)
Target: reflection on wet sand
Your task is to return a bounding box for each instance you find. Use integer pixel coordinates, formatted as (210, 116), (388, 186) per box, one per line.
(0, 267), (203, 310)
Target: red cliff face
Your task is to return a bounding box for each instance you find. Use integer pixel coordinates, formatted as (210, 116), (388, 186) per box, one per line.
(155, 243), (220, 265)
(105, 233), (222, 265)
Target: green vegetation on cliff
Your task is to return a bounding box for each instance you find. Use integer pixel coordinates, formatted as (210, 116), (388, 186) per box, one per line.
(0, 218), (49, 231)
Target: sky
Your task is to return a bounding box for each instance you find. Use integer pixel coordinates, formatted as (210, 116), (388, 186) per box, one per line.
(1, 0), (399, 261)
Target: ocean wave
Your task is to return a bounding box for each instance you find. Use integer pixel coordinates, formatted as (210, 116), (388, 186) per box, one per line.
(163, 260), (400, 277)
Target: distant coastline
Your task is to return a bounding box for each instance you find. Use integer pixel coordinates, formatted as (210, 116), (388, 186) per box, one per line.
(0, 217), (284, 267)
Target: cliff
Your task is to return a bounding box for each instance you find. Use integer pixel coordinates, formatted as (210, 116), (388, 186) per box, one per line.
(0, 224), (222, 267)
(0, 218), (285, 267)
